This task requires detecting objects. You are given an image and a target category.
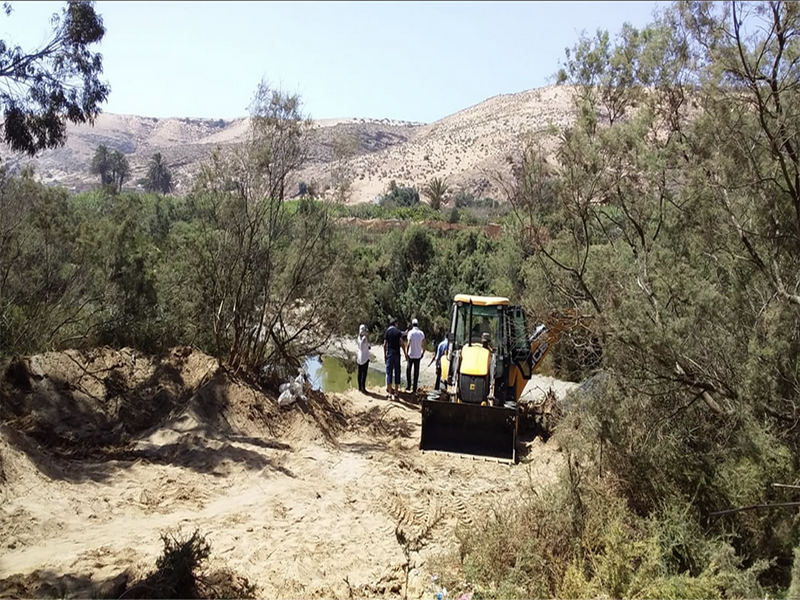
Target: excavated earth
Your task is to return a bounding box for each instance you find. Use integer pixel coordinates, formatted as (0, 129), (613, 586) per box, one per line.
(0, 347), (565, 599)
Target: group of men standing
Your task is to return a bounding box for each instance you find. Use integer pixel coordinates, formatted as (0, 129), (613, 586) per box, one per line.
(382, 317), (449, 400)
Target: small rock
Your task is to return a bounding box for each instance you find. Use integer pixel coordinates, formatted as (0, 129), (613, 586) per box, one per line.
(406, 569), (427, 599)
(7, 536), (17, 549)
(331, 580), (351, 600)
(97, 572), (129, 599)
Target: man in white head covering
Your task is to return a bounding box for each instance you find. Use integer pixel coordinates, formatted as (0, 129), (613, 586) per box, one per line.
(356, 324), (370, 393)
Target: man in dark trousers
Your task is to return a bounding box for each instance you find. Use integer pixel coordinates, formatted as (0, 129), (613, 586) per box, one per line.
(428, 336), (449, 391)
(405, 318), (425, 393)
(383, 317), (405, 400)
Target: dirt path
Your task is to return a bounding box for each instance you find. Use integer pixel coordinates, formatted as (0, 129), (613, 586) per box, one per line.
(0, 349), (567, 599)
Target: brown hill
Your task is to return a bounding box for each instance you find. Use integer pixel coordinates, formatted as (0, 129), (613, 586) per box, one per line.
(5, 85), (575, 203)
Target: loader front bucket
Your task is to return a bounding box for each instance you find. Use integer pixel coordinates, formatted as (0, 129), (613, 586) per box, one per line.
(420, 399), (518, 463)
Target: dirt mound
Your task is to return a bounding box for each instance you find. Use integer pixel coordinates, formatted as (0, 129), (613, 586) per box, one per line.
(1, 346), (218, 453)
(0, 346), (356, 479)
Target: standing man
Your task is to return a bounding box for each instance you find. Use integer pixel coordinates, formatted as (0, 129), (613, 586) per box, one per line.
(427, 335), (449, 391)
(356, 324), (370, 393)
(383, 317), (404, 400)
(405, 318), (426, 393)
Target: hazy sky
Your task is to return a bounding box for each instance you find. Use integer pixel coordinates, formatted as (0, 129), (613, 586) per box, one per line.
(7, 1), (667, 123)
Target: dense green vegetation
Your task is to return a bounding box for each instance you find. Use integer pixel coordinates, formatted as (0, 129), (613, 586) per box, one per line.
(0, 171), (514, 360)
(3, 0), (800, 597)
(432, 2), (800, 598)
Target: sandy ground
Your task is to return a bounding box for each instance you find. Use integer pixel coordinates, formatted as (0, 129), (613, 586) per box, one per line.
(0, 348), (571, 599)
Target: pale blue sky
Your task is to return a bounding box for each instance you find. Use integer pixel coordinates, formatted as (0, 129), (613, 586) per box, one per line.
(7, 1), (666, 123)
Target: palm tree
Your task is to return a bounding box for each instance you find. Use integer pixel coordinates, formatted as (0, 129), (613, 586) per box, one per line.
(90, 144), (113, 186)
(422, 176), (449, 210)
(110, 151), (130, 193)
(145, 152), (173, 194)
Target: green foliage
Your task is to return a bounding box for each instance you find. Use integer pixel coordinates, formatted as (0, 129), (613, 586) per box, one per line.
(1, 179), (190, 355)
(316, 198), (444, 222)
(379, 182), (420, 208)
(91, 145), (129, 192)
(170, 82), (353, 372)
(110, 150), (130, 192)
(337, 222), (519, 345)
(0, 1), (109, 155)
(0, 170), (89, 354)
(488, 0), (800, 593)
(789, 548), (800, 600)
(436, 469), (767, 600)
(145, 152), (173, 194)
(90, 144), (113, 186)
(422, 176), (449, 210)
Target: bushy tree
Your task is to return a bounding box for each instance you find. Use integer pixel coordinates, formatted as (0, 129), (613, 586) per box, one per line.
(90, 144), (112, 186)
(145, 152), (172, 194)
(490, 0), (800, 592)
(454, 190), (475, 208)
(380, 182), (419, 208)
(0, 168), (92, 354)
(186, 80), (348, 372)
(422, 176), (449, 210)
(110, 150), (129, 192)
(0, 1), (109, 155)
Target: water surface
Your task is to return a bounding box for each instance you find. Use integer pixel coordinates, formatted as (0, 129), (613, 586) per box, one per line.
(303, 355), (386, 392)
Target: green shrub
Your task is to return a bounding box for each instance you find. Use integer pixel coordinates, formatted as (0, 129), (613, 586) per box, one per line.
(122, 529), (258, 599)
(380, 184), (419, 208)
(434, 467), (768, 600)
(789, 548), (800, 600)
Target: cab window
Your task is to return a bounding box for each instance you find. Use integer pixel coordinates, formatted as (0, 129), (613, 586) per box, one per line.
(454, 304), (500, 347)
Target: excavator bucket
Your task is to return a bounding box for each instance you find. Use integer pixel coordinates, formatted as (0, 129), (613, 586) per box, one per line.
(420, 399), (518, 463)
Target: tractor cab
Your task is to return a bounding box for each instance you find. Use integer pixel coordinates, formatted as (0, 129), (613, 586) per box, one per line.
(442, 294), (534, 408)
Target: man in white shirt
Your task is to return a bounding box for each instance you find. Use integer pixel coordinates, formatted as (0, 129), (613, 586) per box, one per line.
(404, 318), (425, 393)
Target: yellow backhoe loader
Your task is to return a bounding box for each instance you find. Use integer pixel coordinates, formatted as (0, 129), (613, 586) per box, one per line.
(420, 294), (588, 463)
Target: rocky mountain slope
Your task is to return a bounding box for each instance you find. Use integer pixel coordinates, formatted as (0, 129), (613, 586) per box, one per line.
(5, 85), (576, 203)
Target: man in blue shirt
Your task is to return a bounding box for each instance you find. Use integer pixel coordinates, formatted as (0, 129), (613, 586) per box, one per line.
(427, 336), (449, 391)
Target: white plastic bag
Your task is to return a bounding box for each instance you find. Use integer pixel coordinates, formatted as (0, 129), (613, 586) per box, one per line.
(278, 389), (296, 407)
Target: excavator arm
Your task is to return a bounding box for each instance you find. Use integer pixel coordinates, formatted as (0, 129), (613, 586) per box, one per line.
(525, 308), (593, 380)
